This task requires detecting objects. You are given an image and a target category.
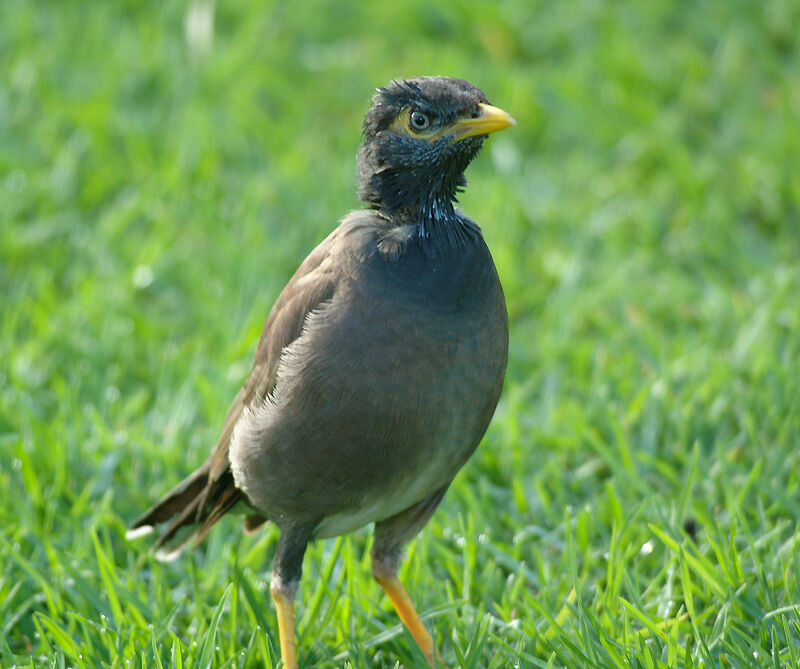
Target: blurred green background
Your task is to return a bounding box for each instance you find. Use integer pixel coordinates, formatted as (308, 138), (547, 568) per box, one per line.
(2, 0), (800, 667)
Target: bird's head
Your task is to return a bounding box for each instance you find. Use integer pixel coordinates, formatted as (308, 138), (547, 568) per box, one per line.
(356, 77), (515, 223)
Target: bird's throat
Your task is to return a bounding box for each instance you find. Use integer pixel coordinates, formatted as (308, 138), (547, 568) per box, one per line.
(366, 167), (479, 258)
(415, 194), (479, 259)
(358, 135), (486, 257)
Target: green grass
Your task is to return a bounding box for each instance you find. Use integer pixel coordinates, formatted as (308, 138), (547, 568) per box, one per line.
(2, 0), (800, 666)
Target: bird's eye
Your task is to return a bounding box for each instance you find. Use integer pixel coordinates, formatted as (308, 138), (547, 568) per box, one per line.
(408, 110), (430, 131)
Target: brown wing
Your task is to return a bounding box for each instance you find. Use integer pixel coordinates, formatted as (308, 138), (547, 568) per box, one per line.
(128, 227), (340, 554)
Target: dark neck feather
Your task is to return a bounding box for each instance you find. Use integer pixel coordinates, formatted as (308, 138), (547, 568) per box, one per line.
(358, 135), (484, 258)
(416, 191), (480, 259)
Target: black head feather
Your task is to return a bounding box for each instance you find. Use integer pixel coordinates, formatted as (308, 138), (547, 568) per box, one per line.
(356, 77), (494, 256)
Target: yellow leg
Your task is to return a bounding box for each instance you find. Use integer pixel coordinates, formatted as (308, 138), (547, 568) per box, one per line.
(270, 583), (298, 669)
(373, 569), (445, 667)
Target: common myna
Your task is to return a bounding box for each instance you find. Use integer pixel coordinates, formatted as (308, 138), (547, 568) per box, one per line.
(129, 76), (514, 668)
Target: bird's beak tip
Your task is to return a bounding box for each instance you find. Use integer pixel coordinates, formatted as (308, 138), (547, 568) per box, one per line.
(450, 103), (516, 141)
(479, 103), (516, 131)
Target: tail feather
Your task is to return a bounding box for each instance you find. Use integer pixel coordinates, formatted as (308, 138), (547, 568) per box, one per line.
(129, 464), (210, 531)
(190, 484), (244, 547)
(127, 462), (249, 560)
(152, 491), (203, 549)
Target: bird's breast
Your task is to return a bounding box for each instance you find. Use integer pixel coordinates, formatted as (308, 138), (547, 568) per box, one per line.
(230, 233), (508, 534)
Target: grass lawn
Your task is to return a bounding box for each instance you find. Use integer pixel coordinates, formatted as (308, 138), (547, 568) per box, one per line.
(2, 1), (800, 667)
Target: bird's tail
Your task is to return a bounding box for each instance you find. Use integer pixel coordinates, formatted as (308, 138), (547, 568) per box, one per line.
(126, 461), (248, 561)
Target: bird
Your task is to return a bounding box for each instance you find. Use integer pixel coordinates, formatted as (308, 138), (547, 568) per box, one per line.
(128, 76), (514, 668)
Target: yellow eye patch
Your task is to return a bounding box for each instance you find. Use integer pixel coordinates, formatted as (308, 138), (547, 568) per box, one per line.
(389, 104), (515, 143)
(389, 108), (441, 141)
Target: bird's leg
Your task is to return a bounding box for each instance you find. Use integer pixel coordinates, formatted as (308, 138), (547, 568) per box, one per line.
(270, 527), (311, 669)
(270, 577), (298, 669)
(371, 487), (449, 667)
(371, 550), (440, 665)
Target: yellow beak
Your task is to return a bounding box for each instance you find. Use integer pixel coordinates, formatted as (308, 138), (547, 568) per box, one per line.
(448, 103), (516, 141)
